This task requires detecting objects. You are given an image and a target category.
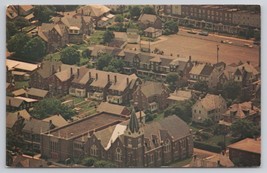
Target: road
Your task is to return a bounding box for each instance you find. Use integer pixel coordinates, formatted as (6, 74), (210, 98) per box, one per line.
(125, 30), (260, 66)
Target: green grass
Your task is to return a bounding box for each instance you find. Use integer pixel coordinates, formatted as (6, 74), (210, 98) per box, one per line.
(89, 30), (105, 45)
(15, 81), (29, 89)
(73, 97), (85, 105)
(44, 52), (61, 61)
(169, 157), (192, 167)
(154, 112), (165, 121)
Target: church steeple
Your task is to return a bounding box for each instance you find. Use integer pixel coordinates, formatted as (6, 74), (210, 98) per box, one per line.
(128, 106), (140, 133)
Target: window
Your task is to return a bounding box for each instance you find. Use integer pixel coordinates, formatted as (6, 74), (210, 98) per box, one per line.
(199, 110), (201, 114)
(90, 144), (98, 156)
(164, 139), (171, 153)
(128, 138), (132, 147)
(116, 148), (122, 161)
(50, 141), (58, 152)
(150, 154), (154, 163)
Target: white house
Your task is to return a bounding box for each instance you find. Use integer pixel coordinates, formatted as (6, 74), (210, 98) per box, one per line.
(192, 94), (227, 123)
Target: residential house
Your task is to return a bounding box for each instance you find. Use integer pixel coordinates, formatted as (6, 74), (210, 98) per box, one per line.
(76, 5), (114, 28)
(189, 63), (222, 88)
(12, 87), (49, 100)
(144, 27), (162, 38)
(138, 14), (162, 30)
(40, 109), (193, 167)
(6, 109), (31, 129)
(219, 101), (260, 126)
(6, 96), (33, 112)
(49, 64), (78, 96)
(96, 102), (130, 116)
(43, 114), (68, 128)
(53, 15), (94, 44)
(192, 94), (227, 123)
(167, 89), (194, 105)
(6, 5), (18, 20)
(23, 118), (55, 152)
(228, 138), (261, 167)
(29, 60), (61, 91)
(133, 81), (170, 112)
(38, 23), (69, 53)
(6, 59), (39, 81)
(14, 5), (33, 16)
(190, 153), (234, 167)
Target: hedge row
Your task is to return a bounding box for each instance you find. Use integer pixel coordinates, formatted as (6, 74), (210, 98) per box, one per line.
(194, 141), (222, 153)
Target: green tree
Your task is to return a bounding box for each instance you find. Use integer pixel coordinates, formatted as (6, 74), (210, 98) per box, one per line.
(6, 21), (18, 40)
(103, 30), (115, 44)
(166, 72), (179, 91)
(96, 54), (112, 70)
(115, 14), (124, 22)
(7, 33), (30, 57)
(144, 110), (157, 122)
(103, 59), (125, 73)
(81, 157), (97, 167)
(130, 6), (141, 19)
(163, 20), (179, 35)
(33, 5), (55, 23)
(31, 98), (76, 120)
(14, 16), (30, 30)
(23, 37), (46, 62)
(7, 128), (26, 152)
(193, 80), (209, 92)
(94, 160), (117, 168)
(143, 6), (156, 14)
(222, 80), (241, 100)
(164, 100), (194, 123)
(231, 119), (260, 139)
(61, 47), (80, 65)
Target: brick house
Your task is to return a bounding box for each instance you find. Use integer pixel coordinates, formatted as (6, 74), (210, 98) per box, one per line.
(38, 23), (69, 53)
(40, 109), (193, 167)
(29, 60), (62, 90)
(228, 138), (261, 167)
(133, 81), (170, 112)
(192, 94), (227, 123)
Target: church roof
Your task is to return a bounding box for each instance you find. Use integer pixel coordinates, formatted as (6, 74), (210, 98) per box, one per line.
(128, 107), (140, 133)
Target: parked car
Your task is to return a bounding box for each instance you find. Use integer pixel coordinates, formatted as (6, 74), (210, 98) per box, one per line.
(199, 31), (209, 36)
(187, 29), (197, 34)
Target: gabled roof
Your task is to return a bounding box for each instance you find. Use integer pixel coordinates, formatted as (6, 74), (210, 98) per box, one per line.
(43, 114), (68, 128)
(6, 59), (39, 72)
(196, 94), (226, 111)
(6, 6), (18, 19)
(23, 118), (52, 134)
(6, 110), (31, 128)
(236, 62), (259, 76)
(144, 115), (190, 151)
(27, 88), (48, 98)
(228, 138), (261, 154)
(139, 81), (167, 98)
(71, 67), (90, 85)
(168, 90), (192, 102)
(6, 96), (24, 107)
(12, 89), (26, 97)
(36, 61), (62, 79)
(138, 14), (158, 24)
(77, 5), (110, 17)
(190, 63), (214, 76)
(20, 5), (33, 12)
(97, 102), (129, 116)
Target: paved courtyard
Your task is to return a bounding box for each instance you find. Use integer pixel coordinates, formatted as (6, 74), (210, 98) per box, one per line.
(126, 32), (260, 66)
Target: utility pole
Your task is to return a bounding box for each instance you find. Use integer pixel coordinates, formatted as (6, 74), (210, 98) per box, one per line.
(217, 45), (219, 63)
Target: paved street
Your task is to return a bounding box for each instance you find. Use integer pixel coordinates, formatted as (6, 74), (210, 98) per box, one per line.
(126, 30), (260, 66)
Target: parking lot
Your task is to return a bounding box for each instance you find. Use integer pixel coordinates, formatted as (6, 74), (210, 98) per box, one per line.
(126, 31), (260, 66)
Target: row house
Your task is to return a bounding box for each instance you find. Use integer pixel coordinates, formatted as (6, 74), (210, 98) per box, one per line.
(11, 87), (49, 101)
(69, 67), (140, 105)
(133, 81), (170, 112)
(6, 96), (37, 112)
(189, 62), (224, 88)
(192, 94), (227, 123)
(40, 109), (193, 167)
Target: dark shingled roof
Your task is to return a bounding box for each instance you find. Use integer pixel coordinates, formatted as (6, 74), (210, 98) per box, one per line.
(143, 115), (190, 151)
(128, 107), (140, 133)
(200, 64), (214, 76)
(139, 81), (166, 98)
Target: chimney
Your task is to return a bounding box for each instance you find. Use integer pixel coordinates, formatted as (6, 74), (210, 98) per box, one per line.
(70, 67), (73, 75)
(89, 71), (91, 79)
(114, 75), (117, 83)
(189, 55), (192, 61)
(247, 61), (250, 65)
(77, 68), (80, 77)
(96, 73), (98, 80)
(251, 102), (254, 110)
(108, 74), (110, 82)
(17, 111), (20, 119)
(139, 111), (142, 123)
(59, 65), (61, 72)
(217, 160), (221, 166)
(127, 78), (129, 85)
(52, 65), (55, 74)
